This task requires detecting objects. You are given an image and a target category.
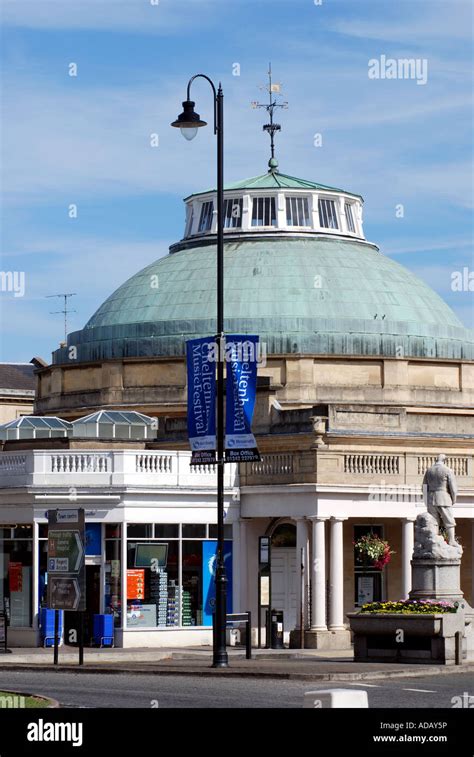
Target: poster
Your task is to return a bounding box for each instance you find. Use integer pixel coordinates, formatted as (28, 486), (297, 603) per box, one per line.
(186, 336), (216, 465)
(225, 335), (260, 462)
(357, 575), (374, 605)
(127, 569), (145, 600)
(111, 560), (120, 578)
(127, 604), (157, 628)
(202, 540), (233, 626)
(9, 562), (23, 593)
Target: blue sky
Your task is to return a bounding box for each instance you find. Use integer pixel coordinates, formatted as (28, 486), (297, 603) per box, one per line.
(1, 0), (473, 362)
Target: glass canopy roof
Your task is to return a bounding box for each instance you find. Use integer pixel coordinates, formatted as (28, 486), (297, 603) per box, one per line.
(0, 416), (73, 440)
(72, 411), (156, 439)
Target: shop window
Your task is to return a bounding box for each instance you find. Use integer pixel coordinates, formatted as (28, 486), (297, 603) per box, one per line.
(155, 524), (179, 539)
(208, 524), (233, 539)
(127, 524), (153, 539)
(182, 524), (206, 539)
(105, 539), (122, 627)
(126, 541), (179, 628)
(105, 524), (121, 539)
(182, 541), (203, 626)
(0, 534), (33, 627)
(125, 526), (233, 629)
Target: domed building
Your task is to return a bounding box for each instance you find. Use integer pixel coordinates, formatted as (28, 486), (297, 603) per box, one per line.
(1, 157), (473, 649)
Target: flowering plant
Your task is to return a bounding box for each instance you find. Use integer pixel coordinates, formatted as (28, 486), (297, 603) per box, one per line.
(360, 599), (457, 614)
(353, 533), (395, 569)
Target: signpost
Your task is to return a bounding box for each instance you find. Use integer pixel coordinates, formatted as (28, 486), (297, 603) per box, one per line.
(47, 509), (85, 665)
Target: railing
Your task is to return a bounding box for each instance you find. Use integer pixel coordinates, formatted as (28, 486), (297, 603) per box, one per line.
(50, 453), (111, 473)
(417, 456), (468, 477)
(136, 453), (173, 474)
(0, 450), (238, 489)
(344, 454), (400, 475)
(241, 451), (473, 487)
(0, 454), (26, 472)
(249, 453), (294, 476)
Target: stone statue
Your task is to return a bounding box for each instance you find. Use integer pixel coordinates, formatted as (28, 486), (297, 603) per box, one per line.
(422, 453), (458, 546)
(413, 511), (462, 559)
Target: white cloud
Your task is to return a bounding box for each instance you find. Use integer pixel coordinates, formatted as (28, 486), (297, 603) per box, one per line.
(0, 0), (217, 33)
(329, 1), (473, 43)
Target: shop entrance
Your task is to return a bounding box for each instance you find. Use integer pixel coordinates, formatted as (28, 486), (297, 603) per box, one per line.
(270, 523), (297, 641)
(64, 565), (101, 646)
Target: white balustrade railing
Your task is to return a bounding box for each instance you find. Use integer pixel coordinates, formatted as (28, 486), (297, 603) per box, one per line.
(50, 453), (111, 474)
(0, 449), (237, 489)
(136, 453), (173, 474)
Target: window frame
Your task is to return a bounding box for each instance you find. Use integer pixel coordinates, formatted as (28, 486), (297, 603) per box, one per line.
(285, 195), (311, 228)
(318, 197), (340, 230)
(251, 195), (277, 228)
(223, 197), (243, 229)
(198, 201), (214, 233)
(344, 202), (357, 234)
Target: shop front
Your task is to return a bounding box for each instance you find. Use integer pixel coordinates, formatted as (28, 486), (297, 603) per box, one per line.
(0, 448), (239, 647)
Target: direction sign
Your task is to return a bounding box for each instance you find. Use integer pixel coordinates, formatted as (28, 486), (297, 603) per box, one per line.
(47, 509), (86, 612)
(48, 530), (84, 573)
(48, 577), (81, 611)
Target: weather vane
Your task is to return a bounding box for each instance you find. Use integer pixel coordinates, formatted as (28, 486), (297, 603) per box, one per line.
(251, 63), (288, 171)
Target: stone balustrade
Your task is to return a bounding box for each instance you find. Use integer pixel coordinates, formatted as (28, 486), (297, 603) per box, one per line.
(240, 450), (473, 487)
(0, 449), (238, 489)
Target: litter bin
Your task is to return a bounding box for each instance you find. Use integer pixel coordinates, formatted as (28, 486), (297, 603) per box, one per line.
(40, 608), (63, 648)
(266, 609), (284, 649)
(93, 614), (114, 647)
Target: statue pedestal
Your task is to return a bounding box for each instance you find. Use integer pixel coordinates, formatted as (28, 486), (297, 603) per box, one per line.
(409, 558), (464, 604)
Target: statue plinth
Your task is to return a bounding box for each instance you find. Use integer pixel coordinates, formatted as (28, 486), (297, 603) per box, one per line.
(409, 557), (464, 605)
(410, 511), (465, 604)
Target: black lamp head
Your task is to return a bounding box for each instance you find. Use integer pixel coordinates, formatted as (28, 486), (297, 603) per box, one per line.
(171, 100), (207, 140)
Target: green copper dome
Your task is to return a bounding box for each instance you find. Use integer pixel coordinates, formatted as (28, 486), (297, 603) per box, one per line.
(54, 236), (473, 363)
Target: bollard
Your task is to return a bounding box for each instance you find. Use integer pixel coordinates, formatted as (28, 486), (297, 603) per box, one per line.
(304, 689), (369, 708)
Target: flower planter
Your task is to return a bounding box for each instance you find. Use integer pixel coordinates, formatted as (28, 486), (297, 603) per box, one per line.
(347, 611), (468, 665)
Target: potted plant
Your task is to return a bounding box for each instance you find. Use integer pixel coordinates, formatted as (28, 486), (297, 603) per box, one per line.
(353, 533), (395, 569)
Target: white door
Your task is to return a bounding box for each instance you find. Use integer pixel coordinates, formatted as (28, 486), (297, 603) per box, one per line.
(271, 548), (297, 640)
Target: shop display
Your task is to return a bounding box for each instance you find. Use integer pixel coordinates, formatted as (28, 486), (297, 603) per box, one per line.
(150, 568), (168, 627)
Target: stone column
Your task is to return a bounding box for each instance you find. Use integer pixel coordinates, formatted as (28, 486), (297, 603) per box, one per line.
(472, 520), (474, 607)
(329, 517), (347, 630)
(295, 518), (309, 629)
(402, 518), (415, 599)
(310, 517), (328, 631)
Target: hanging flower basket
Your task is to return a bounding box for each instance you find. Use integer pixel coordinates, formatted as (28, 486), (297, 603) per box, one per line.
(353, 533), (395, 569)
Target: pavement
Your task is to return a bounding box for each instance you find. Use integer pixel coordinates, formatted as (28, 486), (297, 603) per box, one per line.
(2, 645), (474, 681)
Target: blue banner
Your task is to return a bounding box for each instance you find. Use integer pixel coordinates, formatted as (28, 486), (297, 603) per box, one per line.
(186, 337), (216, 465)
(225, 335), (261, 462)
(202, 540), (233, 626)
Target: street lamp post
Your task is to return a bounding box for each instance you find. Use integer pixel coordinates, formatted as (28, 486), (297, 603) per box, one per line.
(172, 75), (228, 668)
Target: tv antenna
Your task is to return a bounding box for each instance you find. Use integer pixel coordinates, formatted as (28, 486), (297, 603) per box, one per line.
(46, 293), (77, 344)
